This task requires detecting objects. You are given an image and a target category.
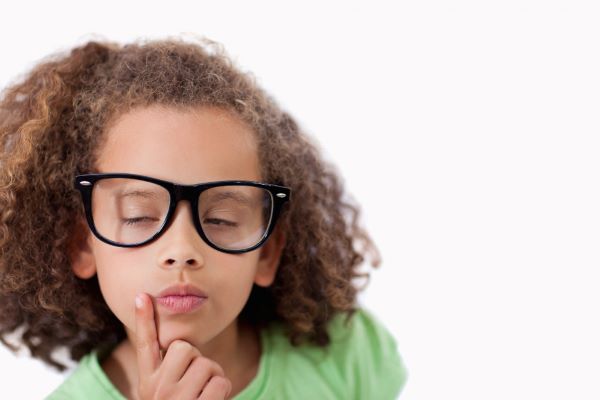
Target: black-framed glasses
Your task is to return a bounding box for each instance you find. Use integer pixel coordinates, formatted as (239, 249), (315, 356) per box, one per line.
(74, 173), (291, 254)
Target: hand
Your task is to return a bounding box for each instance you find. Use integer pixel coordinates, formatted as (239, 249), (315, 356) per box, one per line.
(134, 293), (232, 400)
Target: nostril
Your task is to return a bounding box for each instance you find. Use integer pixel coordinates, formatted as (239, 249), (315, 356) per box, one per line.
(162, 258), (200, 268)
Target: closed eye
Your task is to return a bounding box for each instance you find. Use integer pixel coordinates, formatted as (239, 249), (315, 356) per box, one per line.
(203, 218), (238, 227)
(122, 216), (160, 225)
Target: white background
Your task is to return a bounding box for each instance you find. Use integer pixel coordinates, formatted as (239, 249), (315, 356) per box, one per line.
(1, 1), (599, 399)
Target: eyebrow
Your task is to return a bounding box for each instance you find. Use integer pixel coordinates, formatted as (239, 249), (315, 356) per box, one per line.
(203, 190), (257, 207)
(119, 189), (161, 198)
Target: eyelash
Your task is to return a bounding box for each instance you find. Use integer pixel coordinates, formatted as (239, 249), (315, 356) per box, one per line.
(122, 217), (158, 225)
(203, 218), (237, 227)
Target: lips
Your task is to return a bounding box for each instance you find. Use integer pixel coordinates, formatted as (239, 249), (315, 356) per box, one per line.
(156, 284), (208, 314)
(157, 284), (208, 298)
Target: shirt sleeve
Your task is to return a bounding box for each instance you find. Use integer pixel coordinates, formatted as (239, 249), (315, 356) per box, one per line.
(327, 308), (408, 399)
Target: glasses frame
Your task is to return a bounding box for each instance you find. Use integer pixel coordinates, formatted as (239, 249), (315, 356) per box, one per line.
(74, 173), (291, 254)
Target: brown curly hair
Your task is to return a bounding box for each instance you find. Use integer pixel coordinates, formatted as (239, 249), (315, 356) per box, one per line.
(0, 37), (381, 371)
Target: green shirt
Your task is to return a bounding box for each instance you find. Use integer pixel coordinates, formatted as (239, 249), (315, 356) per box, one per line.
(47, 309), (407, 399)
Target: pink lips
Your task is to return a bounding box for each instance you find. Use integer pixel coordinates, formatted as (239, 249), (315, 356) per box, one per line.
(156, 295), (207, 313)
(155, 284), (208, 314)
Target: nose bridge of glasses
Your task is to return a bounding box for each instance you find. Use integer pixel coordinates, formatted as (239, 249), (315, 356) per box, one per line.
(171, 183), (200, 204)
(168, 183), (203, 220)
(167, 184), (199, 226)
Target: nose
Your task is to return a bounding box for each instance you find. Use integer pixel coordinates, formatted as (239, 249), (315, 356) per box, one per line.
(156, 201), (206, 271)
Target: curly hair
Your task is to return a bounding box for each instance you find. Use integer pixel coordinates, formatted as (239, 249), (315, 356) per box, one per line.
(0, 37), (381, 371)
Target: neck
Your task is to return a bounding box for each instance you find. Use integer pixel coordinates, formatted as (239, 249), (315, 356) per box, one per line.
(102, 319), (261, 399)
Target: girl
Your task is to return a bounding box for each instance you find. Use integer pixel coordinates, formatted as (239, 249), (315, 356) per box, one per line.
(0, 37), (406, 399)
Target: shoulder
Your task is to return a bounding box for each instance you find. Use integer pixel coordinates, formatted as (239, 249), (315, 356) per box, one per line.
(326, 308), (408, 399)
(257, 308), (407, 400)
(46, 350), (125, 400)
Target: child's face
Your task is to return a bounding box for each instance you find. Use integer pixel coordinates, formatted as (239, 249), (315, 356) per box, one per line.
(71, 105), (284, 351)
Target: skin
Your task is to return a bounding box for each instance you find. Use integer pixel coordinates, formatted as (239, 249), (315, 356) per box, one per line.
(70, 105), (286, 399)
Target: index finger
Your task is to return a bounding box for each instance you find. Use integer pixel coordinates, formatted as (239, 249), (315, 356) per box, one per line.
(134, 292), (161, 376)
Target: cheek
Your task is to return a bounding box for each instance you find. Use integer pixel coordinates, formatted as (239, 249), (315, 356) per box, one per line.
(94, 250), (145, 330)
(205, 254), (262, 327)
(211, 254), (260, 300)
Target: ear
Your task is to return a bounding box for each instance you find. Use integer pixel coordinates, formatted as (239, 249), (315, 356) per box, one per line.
(254, 227), (286, 287)
(69, 220), (97, 280)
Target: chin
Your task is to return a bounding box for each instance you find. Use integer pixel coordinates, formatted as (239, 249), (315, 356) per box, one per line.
(156, 321), (206, 350)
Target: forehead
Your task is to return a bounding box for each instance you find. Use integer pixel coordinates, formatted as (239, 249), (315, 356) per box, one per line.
(96, 105), (261, 184)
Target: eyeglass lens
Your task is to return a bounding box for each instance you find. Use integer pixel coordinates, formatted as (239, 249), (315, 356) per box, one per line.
(90, 178), (273, 250)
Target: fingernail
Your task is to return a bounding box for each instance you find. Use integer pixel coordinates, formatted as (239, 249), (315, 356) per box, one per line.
(135, 294), (144, 309)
